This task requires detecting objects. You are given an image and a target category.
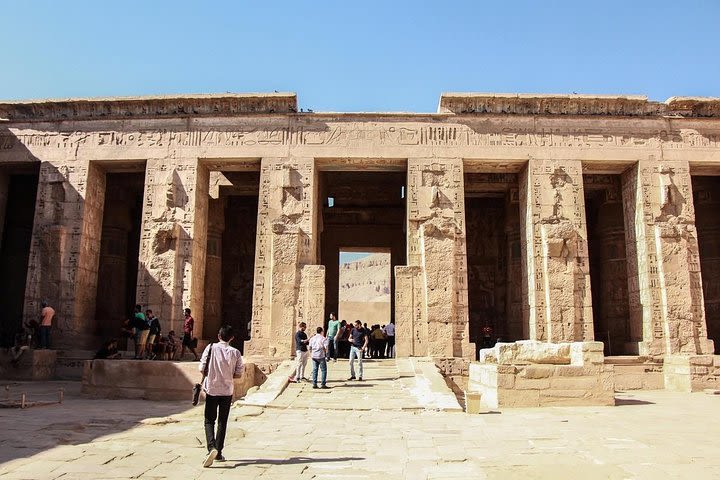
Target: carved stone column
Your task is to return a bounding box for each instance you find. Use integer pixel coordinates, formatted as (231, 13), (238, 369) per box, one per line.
(203, 197), (225, 339)
(400, 158), (472, 359)
(135, 158), (209, 338)
(519, 159), (593, 343)
(622, 160), (714, 356)
(505, 188), (524, 341)
(24, 161), (106, 349)
(245, 157), (324, 358)
(0, 172), (9, 250)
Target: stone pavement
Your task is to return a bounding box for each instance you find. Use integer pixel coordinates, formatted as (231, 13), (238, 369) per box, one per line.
(2, 372), (720, 479)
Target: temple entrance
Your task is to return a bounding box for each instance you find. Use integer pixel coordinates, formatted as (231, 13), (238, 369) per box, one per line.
(464, 172), (522, 359)
(319, 169), (406, 343)
(338, 249), (392, 326)
(583, 174), (633, 355)
(94, 171), (144, 344)
(203, 171), (259, 352)
(692, 176), (720, 353)
(0, 167), (40, 348)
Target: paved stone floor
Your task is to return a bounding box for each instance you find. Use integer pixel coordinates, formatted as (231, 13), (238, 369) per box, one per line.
(1, 363), (720, 479)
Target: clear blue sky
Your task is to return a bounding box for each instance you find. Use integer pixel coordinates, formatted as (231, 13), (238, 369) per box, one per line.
(2, 1), (718, 112)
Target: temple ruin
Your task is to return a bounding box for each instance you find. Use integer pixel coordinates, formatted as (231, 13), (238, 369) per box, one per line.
(1, 92), (720, 405)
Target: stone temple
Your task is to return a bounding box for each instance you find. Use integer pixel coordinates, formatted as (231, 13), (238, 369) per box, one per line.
(1, 92), (720, 407)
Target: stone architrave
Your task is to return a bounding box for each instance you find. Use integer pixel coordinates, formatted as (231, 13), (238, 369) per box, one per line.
(520, 159), (593, 343)
(245, 157), (321, 358)
(135, 158), (209, 338)
(403, 158), (472, 358)
(23, 161), (106, 349)
(622, 160), (714, 355)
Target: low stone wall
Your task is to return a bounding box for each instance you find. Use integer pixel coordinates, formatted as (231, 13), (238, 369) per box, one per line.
(606, 356), (664, 391)
(664, 355), (720, 392)
(81, 360), (260, 401)
(468, 340), (615, 408)
(0, 349), (56, 380)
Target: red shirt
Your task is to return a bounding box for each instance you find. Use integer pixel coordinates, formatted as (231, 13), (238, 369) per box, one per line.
(183, 316), (194, 335)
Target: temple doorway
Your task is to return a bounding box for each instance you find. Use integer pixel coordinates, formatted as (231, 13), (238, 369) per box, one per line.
(583, 174), (634, 355)
(692, 176), (720, 353)
(94, 171), (144, 344)
(0, 167), (40, 348)
(203, 171), (260, 353)
(319, 169), (406, 345)
(463, 172), (522, 359)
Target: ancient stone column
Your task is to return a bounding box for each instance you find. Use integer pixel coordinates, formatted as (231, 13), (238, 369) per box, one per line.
(400, 158), (472, 358)
(519, 159), (593, 343)
(505, 188), (524, 342)
(203, 197), (225, 339)
(135, 158), (209, 338)
(0, 172), (9, 249)
(24, 161), (106, 349)
(621, 160), (714, 356)
(245, 157), (324, 358)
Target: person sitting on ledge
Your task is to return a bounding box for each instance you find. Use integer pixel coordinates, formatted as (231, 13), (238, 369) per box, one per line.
(94, 339), (122, 360)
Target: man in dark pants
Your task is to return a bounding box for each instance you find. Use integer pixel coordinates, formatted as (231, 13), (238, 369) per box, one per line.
(199, 325), (245, 468)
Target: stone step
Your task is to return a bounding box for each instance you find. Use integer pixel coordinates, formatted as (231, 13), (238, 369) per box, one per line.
(257, 358), (462, 412)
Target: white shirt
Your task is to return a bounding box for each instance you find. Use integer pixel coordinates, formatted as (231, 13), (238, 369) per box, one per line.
(308, 334), (328, 360)
(199, 341), (245, 397)
(385, 323), (395, 336)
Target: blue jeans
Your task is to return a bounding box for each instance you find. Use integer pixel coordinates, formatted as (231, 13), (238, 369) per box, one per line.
(326, 338), (338, 360)
(312, 358), (327, 386)
(349, 346), (363, 378)
(39, 326), (51, 349)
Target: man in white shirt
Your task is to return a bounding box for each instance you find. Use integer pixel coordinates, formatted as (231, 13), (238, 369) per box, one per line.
(385, 321), (396, 358)
(308, 326), (330, 389)
(199, 325), (245, 468)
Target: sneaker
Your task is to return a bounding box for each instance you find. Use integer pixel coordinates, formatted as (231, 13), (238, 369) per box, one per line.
(347, 376), (356, 381)
(321, 385), (330, 389)
(216, 454), (226, 462)
(358, 377), (363, 381)
(312, 384), (318, 389)
(203, 448), (218, 468)
(333, 358), (337, 363)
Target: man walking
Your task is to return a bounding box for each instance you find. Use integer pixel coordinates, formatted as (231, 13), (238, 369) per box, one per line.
(199, 325), (244, 468)
(181, 308), (199, 361)
(326, 313), (340, 362)
(348, 320), (368, 381)
(289, 322), (309, 383)
(309, 326), (329, 389)
(38, 301), (55, 349)
(145, 309), (161, 359)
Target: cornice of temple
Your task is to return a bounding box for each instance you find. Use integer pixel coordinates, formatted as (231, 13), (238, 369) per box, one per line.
(438, 93), (720, 118)
(1, 91), (719, 122)
(0, 93), (298, 122)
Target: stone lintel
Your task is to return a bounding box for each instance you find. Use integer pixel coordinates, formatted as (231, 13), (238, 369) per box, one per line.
(0, 92), (298, 122)
(438, 92), (720, 117)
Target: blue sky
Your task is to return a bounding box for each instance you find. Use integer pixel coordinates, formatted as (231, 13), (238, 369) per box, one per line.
(1, 1), (718, 112)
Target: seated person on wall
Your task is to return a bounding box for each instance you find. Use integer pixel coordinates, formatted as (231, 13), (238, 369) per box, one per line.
(23, 318), (39, 349)
(165, 330), (179, 360)
(10, 332), (30, 366)
(94, 339), (122, 360)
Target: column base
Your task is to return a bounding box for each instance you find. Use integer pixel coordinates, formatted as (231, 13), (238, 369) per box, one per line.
(663, 355), (720, 392)
(469, 340), (615, 408)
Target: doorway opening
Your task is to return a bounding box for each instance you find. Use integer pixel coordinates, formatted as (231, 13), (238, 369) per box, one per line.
(692, 176), (720, 353)
(94, 171), (144, 344)
(319, 170), (406, 352)
(339, 249), (392, 326)
(203, 171), (260, 353)
(583, 174), (633, 355)
(464, 172), (522, 358)
(0, 168), (40, 348)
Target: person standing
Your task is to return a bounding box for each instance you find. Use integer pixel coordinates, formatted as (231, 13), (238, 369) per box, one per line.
(348, 320), (368, 381)
(199, 325), (245, 468)
(145, 309), (161, 359)
(38, 301), (55, 349)
(132, 305), (150, 359)
(181, 308), (199, 361)
(309, 326), (329, 389)
(385, 320), (395, 358)
(326, 313), (340, 362)
(289, 322), (309, 383)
